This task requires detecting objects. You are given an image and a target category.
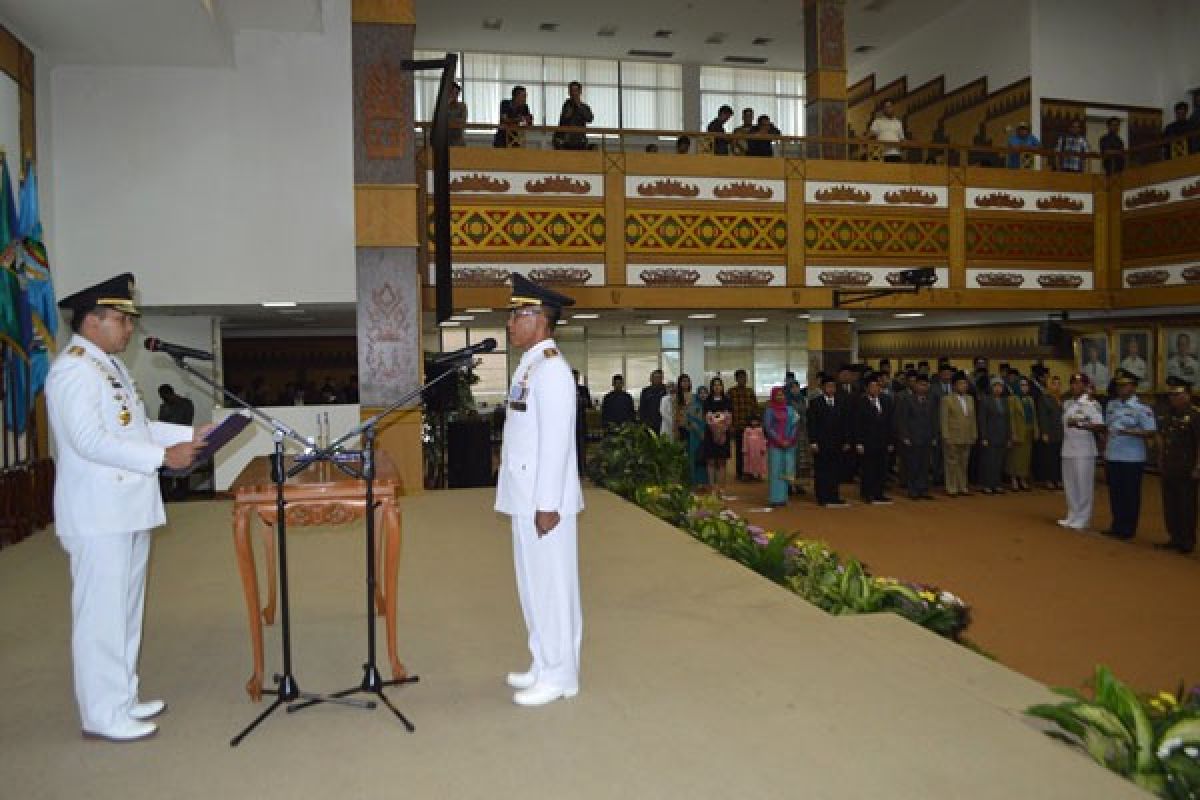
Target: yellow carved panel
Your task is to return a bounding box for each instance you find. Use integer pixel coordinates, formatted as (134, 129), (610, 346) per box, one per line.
(625, 208), (787, 257)
(356, 185), (419, 247)
(352, 0), (414, 24)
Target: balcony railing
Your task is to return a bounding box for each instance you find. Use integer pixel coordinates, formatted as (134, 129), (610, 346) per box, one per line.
(417, 122), (1200, 174)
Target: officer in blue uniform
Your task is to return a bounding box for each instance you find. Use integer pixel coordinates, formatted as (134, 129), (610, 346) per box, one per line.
(1101, 369), (1156, 541)
(47, 274), (208, 741)
(494, 273), (585, 707)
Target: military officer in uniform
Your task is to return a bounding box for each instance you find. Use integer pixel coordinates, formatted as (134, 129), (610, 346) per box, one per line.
(1156, 381), (1200, 554)
(1100, 369), (1156, 542)
(495, 273), (584, 707)
(47, 274), (208, 741)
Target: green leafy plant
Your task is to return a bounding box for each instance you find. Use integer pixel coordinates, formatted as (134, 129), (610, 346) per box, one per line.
(588, 424), (687, 498)
(1027, 666), (1200, 798)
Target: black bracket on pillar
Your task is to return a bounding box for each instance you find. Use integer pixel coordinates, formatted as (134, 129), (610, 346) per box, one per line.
(401, 54), (458, 324)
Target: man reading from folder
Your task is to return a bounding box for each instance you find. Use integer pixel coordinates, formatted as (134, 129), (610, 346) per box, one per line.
(495, 273), (584, 707)
(47, 273), (211, 742)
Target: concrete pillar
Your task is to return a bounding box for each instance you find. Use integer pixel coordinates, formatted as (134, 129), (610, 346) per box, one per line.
(803, 0), (848, 157)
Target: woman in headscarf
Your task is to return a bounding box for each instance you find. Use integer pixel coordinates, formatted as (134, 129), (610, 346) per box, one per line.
(686, 385), (709, 487)
(1006, 376), (1039, 491)
(786, 378), (810, 495)
(763, 386), (800, 506)
(703, 377), (733, 494)
(1036, 375), (1064, 489)
(977, 377), (1012, 494)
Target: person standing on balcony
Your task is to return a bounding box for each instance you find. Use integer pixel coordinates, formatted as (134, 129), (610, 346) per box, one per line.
(868, 99), (906, 163)
(1005, 122), (1041, 169)
(446, 81), (468, 147)
(731, 107), (755, 155)
(554, 81), (593, 150)
(493, 85), (533, 148)
(1162, 101), (1195, 159)
(706, 105), (735, 155)
(1054, 119), (1089, 172)
(746, 115), (782, 157)
(1098, 117), (1125, 174)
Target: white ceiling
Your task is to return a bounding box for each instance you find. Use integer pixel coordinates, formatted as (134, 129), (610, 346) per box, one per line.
(0, 0), (962, 71)
(415, 0), (964, 71)
(0, 0), (322, 66)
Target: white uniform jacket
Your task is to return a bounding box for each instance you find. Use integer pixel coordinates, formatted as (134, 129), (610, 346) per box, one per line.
(1061, 394), (1103, 459)
(47, 334), (194, 537)
(495, 338), (584, 517)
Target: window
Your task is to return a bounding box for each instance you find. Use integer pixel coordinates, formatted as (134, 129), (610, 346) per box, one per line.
(703, 324), (809, 395)
(413, 50), (683, 131)
(699, 66), (806, 136)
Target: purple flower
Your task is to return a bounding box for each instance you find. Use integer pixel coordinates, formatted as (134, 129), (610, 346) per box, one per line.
(691, 509), (713, 520)
(747, 525), (765, 536)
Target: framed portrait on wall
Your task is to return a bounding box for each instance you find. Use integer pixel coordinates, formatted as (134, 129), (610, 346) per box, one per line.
(1113, 329), (1153, 391)
(1160, 326), (1200, 389)
(1074, 333), (1111, 390)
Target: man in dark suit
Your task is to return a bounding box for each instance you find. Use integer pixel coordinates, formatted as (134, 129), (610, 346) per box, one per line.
(836, 365), (861, 485)
(854, 374), (895, 504)
(895, 374), (938, 499)
(807, 374), (849, 507)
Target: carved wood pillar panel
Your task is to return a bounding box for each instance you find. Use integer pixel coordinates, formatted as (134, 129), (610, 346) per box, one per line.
(804, 0), (847, 159)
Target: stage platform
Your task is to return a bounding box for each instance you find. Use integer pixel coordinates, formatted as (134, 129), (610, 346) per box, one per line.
(0, 489), (1143, 799)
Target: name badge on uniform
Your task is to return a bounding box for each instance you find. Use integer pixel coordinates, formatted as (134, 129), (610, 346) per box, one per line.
(509, 382), (528, 412)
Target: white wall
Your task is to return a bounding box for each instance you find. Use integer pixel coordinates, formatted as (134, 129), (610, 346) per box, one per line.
(1157, 0), (1200, 106)
(1030, 0), (1169, 113)
(47, 0), (354, 307)
(849, 0), (1031, 92)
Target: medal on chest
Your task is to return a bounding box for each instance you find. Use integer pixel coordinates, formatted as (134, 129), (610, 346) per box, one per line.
(509, 369), (530, 412)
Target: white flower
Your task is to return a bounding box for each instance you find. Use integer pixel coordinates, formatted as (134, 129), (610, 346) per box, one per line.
(1158, 737), (1183, 759)
(1184, 746), (1199, 759)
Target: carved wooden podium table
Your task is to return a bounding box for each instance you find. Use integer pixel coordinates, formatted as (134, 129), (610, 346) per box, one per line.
(230, 454), (407, 700)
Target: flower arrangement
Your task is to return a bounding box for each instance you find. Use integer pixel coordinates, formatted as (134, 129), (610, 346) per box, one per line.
(1027, 666), (1200, 798)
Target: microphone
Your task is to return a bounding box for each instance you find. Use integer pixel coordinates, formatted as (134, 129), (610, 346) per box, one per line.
(144, 337), (215, 362)
(430, 337), (497, 365)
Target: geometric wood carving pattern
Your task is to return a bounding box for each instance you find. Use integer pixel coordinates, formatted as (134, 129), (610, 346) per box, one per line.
(803, 215), (949, 256)
(625, 209), (787, 255)
(1122, 204), (1200, 262)
(965, 219), (1094, 262)
(432, 206), (606, 254)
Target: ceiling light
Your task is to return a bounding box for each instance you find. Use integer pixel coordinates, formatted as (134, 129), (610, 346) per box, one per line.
(628, 49), (674, 58)
(724, 56), (768, 65)
(854, 44), (876, 54)
(654, 29), (673, 38)
(894, 312), (925, 319)
(688, 313), (716, 319)
(796, 313), (811, 319)
(439, 320), (461, 327)
(847, 317), (857, 323)
(646, 319), (671, 325)
(482, 17), (502, 30)
(466, 307), (492, 313)
(752, 37), (772, 46)
(705, 33), (727, 44)
(450, 315), (475, 322)
(572, 313), (599, 319)
(539, 22), (559, 32)
(597, 26), (617, 37)
(743, 317), (768, 323)
(262, 301), (297, 308)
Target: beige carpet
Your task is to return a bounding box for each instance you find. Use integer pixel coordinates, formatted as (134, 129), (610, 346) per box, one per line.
(0, 489), (1144, 799)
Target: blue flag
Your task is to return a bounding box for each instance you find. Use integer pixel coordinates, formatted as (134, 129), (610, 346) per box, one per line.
(0, 155), (31, 434)
(14, 161), (55, 401)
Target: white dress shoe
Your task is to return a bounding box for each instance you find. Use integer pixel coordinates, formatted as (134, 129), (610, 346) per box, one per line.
(513, 683), (578, 707)
(130, 700), (167, 721)
(83, 718), (158, 742)
(1056, 519), (1072, 528)
(506, 671), (537, 690)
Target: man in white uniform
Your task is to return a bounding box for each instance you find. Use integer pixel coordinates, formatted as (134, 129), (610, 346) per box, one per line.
(1058, 373), (1104, 530)
(495, 273), (584, 707)
(47, 274), (207, 741)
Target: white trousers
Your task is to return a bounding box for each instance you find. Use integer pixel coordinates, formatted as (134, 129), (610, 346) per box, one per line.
(511, 514), (582, 692)
(59, 531), (151, 731)
(1062, 457), (1096, 528)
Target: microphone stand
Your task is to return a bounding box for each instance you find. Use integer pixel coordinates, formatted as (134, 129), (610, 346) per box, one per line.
(162, 355), (374, 747)
(285, 357), (477, 729)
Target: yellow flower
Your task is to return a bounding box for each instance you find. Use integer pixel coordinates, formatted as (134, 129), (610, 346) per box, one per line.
(1155, 691), (1178, 710)
(1150, 699), (1165, 713)
(919, 590), (937, 602)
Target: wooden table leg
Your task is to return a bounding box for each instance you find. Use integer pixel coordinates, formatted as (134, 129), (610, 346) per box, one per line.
(373, 502), (385, 616)
(260, 512), (277, 626)
(381, 498), (407, 680)
(232, 503), (265, 701)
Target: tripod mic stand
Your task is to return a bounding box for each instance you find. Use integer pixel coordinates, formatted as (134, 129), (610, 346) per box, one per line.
(164, 356), (373, 747)
(285, 359), (473, 729)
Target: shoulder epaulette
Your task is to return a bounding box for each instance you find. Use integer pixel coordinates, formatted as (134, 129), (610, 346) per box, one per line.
(543, 348), (559, 358)
(66, 345), (85, 356)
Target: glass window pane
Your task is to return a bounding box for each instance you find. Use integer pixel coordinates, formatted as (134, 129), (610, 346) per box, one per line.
(441, 329), (467, 350)
(661, 326), (680, 350)
(470, 327), (506, 348)
(587, 355), (624, 401)
(754, 349), (787, 396)
(719, 326), (753, 347)
(661, 351), (681, 383)
(471, 352), (509, 409)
